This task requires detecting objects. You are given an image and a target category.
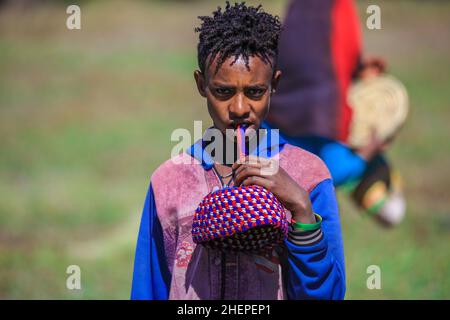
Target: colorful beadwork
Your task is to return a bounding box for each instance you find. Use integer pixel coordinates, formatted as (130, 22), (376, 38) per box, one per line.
(192, 185), (288, 252)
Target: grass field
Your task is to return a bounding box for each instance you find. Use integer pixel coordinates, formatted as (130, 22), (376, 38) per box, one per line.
(0, 0), (449, 299)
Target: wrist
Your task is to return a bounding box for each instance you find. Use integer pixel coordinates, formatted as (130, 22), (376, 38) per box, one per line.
(291, 213), (323, 232)
(291, 206), (315, 224)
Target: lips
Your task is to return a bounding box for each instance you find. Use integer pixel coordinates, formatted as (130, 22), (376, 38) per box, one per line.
(228, 121), (255, 130)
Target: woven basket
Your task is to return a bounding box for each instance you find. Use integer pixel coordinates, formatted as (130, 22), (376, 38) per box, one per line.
(192, 185), (288, 252)
(347, 74), (409, 148)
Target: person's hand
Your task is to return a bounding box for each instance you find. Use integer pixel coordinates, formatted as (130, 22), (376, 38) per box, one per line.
(355, 128), (392, 161)
(232, 156), (315, 224)
(358, 56), (386, 80)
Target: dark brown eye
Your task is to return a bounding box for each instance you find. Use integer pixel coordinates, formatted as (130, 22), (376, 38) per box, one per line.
(216, 88), (233, 95)
(246, 88), (265, 97)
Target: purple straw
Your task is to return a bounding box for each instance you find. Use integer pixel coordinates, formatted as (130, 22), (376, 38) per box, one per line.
(237, 124), (247, 161)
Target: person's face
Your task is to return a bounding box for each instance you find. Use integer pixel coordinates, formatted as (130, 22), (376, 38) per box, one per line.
(194, 54), (282, 134)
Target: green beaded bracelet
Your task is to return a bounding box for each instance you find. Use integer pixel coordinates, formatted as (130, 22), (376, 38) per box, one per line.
(291, 213), (322, 232)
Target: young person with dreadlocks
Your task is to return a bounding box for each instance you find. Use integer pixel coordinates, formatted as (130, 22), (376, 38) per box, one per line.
(131, 2), (345, 300)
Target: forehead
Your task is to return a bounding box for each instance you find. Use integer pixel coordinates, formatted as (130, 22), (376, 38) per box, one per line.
(206, 55), (273, 85)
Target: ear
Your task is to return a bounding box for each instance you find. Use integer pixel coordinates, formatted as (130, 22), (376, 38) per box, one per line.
(194, 70), (207, 97)
(270, 70), (282, 94)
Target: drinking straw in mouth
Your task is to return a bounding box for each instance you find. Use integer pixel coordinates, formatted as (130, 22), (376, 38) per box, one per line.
(236, 124), (247, 162)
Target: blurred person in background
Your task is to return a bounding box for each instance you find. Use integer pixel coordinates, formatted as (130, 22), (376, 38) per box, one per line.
(263, 0), (406, 227)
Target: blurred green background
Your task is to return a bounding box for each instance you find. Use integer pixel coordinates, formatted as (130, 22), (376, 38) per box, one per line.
(0, 0), (449, 299)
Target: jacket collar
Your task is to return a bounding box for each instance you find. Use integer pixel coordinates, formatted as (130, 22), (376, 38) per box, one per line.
(186, 124), (286, 170)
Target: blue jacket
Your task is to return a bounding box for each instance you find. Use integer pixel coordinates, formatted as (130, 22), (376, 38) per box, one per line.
(131, 128), (346, 299)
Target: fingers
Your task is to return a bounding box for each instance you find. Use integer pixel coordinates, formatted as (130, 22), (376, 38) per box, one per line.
(372, 57), (387, 72)
(365, 56), (387, 72)
(234, 165), (266, 186)
(233, 156), (279, 179)
(232, 155), (271, 170)
(240, 175), (273, 190)
(233, 162), (263, 184)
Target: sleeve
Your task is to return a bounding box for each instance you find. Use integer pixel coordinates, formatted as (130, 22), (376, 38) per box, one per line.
(284, 178), (346, 300)
(130, 184), (171, 300)
(319, 141), (367, 187)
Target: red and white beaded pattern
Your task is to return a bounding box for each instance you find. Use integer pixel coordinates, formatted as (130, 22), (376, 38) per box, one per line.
(192, 185), (288, 252)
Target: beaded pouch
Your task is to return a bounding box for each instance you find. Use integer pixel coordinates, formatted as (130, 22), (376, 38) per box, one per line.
(192, 185), (288, 252)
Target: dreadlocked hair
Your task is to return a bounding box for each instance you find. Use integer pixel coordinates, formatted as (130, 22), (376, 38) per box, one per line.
(195, 1), (282, 74)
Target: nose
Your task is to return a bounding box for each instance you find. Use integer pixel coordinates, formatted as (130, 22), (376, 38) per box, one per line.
(229, 92), (250, 121)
